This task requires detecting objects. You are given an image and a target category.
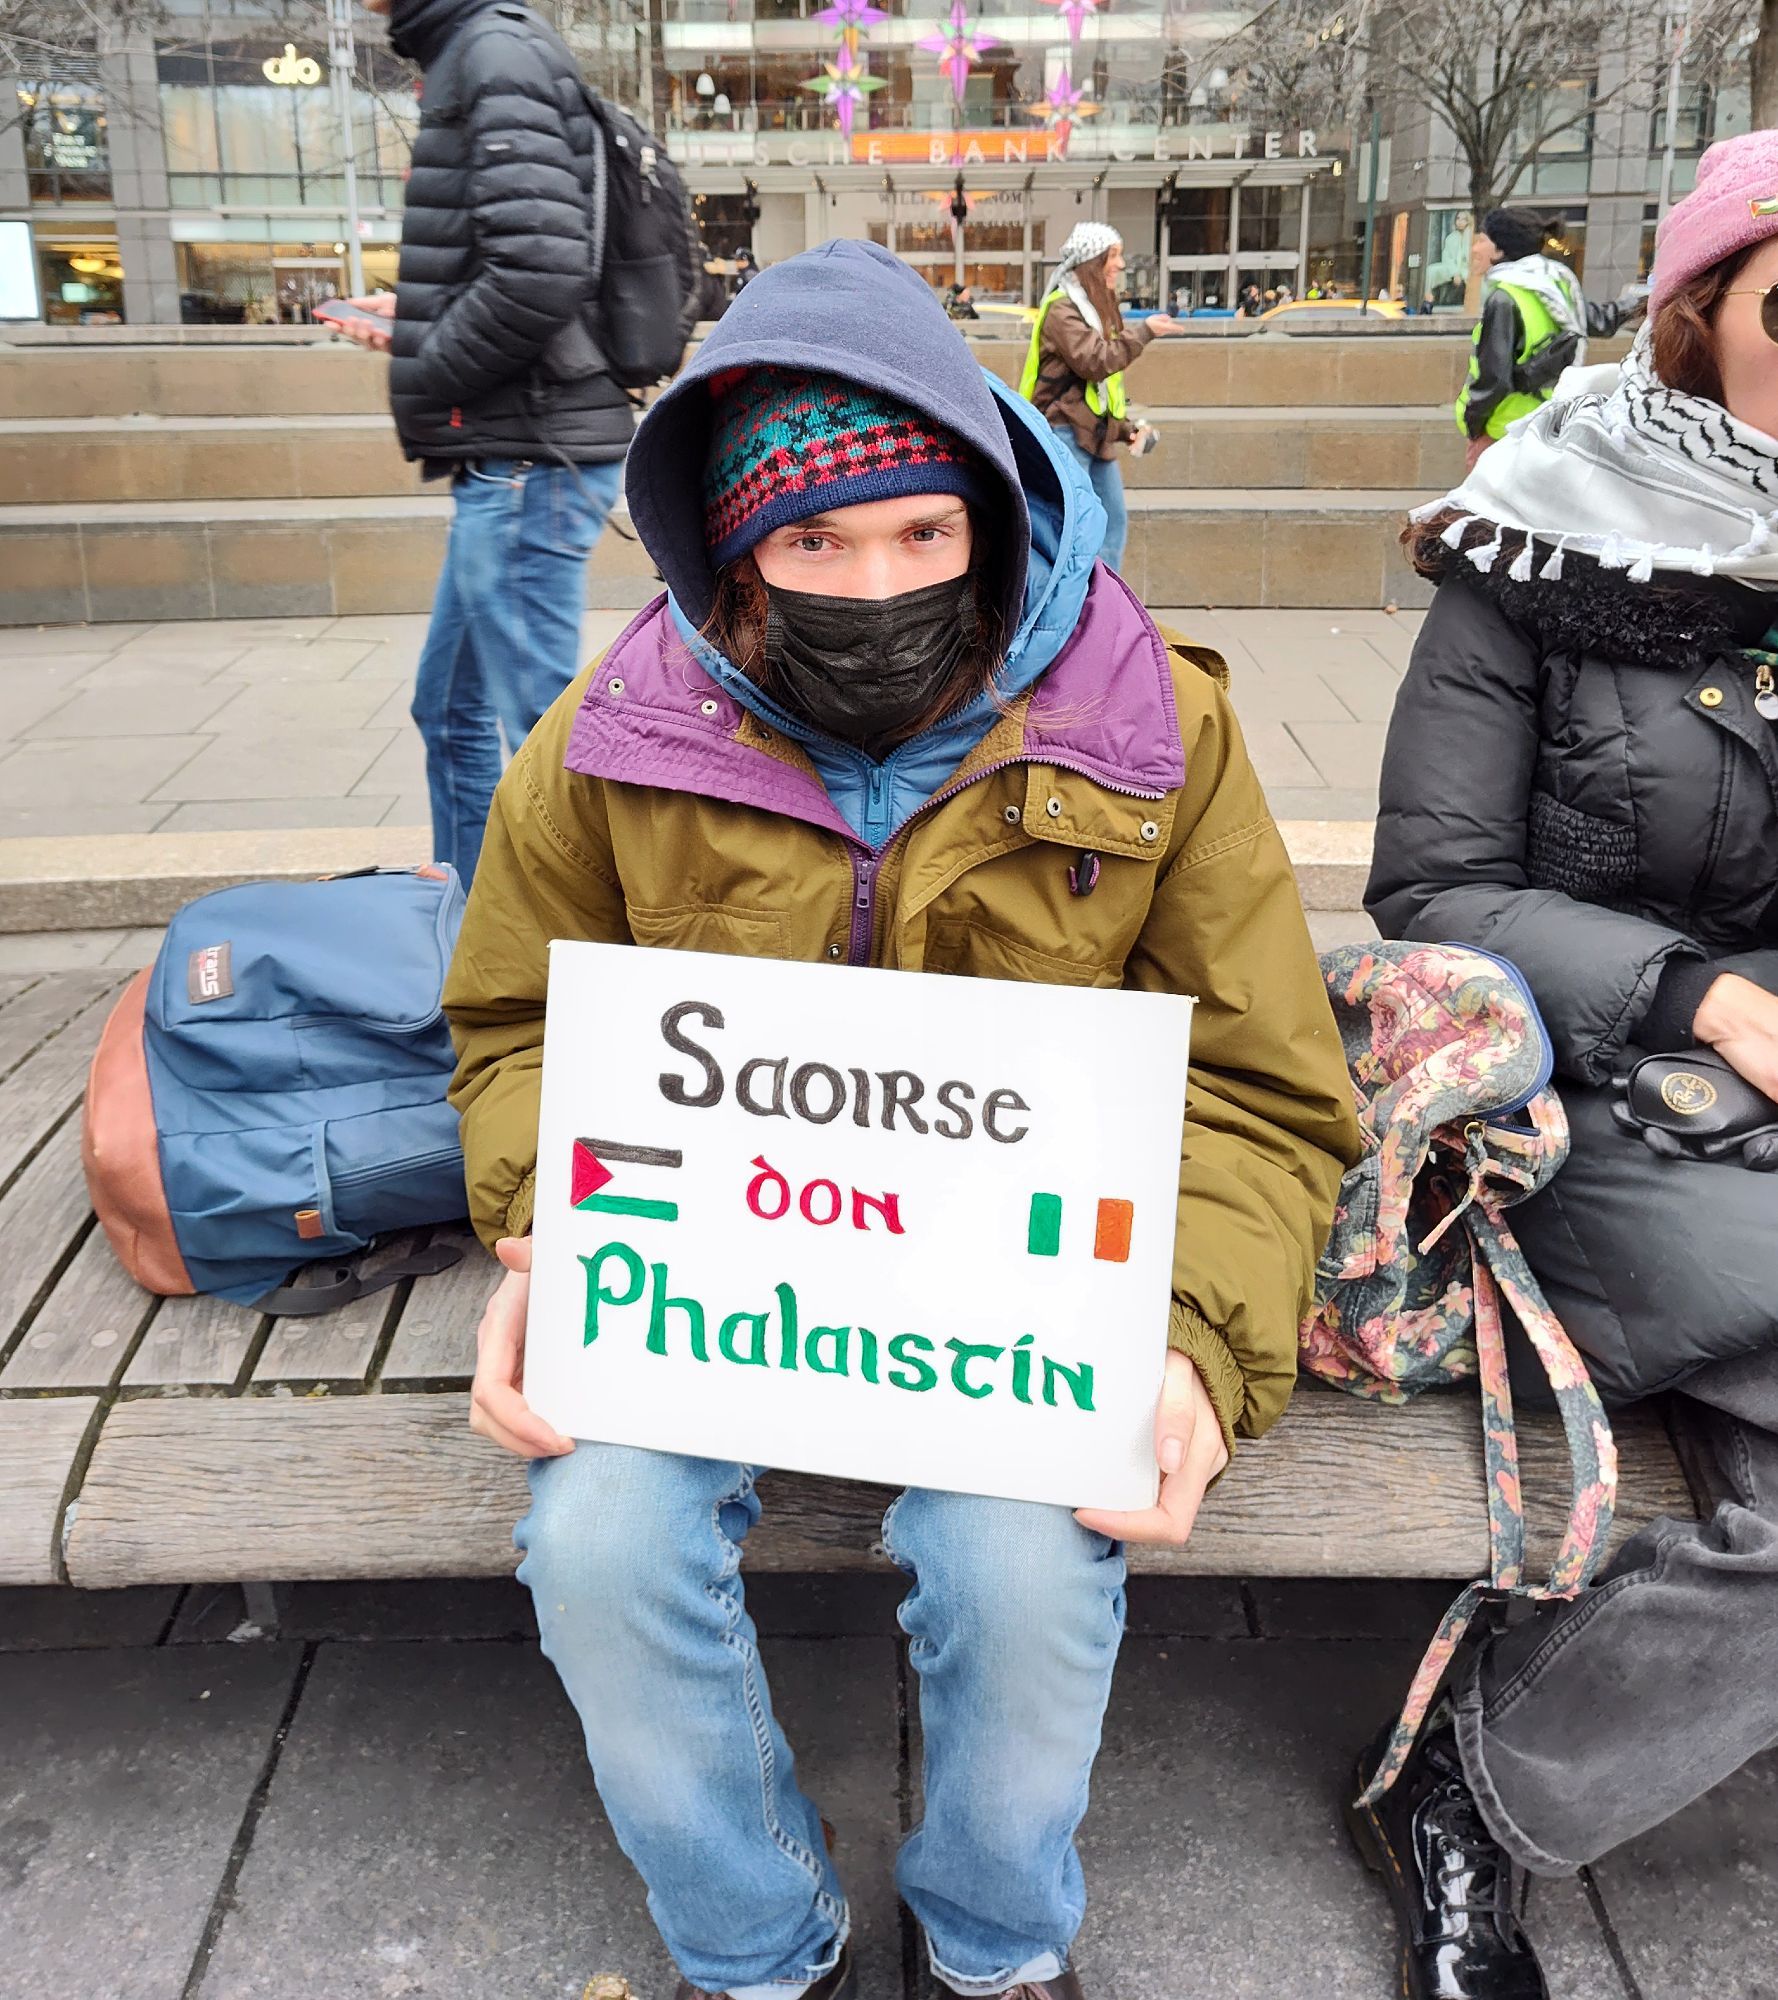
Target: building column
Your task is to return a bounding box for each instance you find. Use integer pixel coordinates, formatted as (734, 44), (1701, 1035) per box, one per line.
(1225, 179), (1240, 310)
(99, 24), (181, 322)
(0, 74), (28, 216)
(1295, 177), (1311, 294)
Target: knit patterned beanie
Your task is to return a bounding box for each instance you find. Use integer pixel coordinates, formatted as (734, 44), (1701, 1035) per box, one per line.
(1651, 131), (1778, 318)
(702, 367), (992, 568)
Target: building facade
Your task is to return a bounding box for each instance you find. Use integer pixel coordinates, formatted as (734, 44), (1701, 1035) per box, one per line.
(0, 0), (1753, 326)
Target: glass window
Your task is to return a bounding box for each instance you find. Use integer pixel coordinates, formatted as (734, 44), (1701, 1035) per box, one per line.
(1237, 184), (1297, 254)
(1510, 79), (1593, 199)
(18, 82), (112, 203)
(1162, 186), (1229, 258)
(36, 235), (124, 322)
(158, 36), (416, 211)
(1421, 207), (1474, 308)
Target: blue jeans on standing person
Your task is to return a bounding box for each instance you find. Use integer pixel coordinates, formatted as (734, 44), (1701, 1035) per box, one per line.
(410, 456), (622, 886)
(515, 1443), (1127, 1998)
(1056, 432), (1128, 575)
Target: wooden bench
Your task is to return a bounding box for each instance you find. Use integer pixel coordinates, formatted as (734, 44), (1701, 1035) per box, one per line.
(0, 971), (1699, 1594)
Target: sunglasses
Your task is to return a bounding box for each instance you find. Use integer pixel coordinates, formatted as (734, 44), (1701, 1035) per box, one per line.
(1724, 284), (1778, 342)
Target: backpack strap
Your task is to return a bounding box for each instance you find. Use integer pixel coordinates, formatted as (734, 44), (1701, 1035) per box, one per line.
(253, 1238), (465, 1317)
(1356, 1199), (1617, 1806)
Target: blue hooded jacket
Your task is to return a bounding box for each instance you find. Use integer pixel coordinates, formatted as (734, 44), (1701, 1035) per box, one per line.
(623, 240), (1108, 847)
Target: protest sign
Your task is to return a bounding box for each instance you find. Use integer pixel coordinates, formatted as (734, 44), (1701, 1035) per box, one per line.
(524, 941), (1194, 1510)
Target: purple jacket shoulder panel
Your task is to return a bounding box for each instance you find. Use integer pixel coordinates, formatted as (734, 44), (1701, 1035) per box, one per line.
(1022, 564), (1185, 795)
(562, 567), (1187, 825)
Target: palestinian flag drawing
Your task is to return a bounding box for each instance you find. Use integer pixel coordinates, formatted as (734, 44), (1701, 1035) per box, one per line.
(570, 1137), (683, 1222)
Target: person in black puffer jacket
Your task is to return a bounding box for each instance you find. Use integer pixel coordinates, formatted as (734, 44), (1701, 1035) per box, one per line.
(341, 0), (642, 887)
(1346, 133), (1778, 2000)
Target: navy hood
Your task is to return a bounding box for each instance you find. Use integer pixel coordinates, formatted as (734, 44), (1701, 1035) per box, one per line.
(626, 240), (1032, 633)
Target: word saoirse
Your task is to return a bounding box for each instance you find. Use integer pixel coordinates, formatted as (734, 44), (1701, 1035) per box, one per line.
(657, 1000), (1033, 1142)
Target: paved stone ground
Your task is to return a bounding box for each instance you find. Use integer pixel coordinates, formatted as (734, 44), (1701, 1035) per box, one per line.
(0, 605), (1414, 842)
(8, 1571), (1767, 2000)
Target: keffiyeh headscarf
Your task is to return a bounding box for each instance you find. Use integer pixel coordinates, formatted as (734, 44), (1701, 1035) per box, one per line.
(1419, 328), (1778, 589)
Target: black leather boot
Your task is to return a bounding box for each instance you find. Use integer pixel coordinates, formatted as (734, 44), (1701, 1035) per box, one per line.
(1345, 1699), (1549, 2000)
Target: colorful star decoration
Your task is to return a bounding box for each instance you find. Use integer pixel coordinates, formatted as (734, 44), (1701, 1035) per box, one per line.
(918, 0), (1001, 107)
(1039, 0), (1100, 44)
(801, 55), (886, 139)
(813, 0), (887, 61)
(1030, 64), (1096, 157)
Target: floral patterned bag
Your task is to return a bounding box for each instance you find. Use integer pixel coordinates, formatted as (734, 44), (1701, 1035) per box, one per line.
(1301, 943), (1619, 1801)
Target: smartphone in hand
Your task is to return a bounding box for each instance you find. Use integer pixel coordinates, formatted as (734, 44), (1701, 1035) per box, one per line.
(315, 299), (390, 330)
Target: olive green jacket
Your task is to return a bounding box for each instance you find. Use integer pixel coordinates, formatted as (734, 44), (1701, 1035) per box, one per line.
(444, 598), (1359, 1461)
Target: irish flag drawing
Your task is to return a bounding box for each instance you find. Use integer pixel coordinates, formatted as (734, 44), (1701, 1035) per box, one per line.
(570, 1137), (683, 1222)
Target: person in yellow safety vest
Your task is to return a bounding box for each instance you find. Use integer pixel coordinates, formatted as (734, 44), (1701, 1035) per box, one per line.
(1018, 221), (1185, 573)
(1457, 206), (1627, 467)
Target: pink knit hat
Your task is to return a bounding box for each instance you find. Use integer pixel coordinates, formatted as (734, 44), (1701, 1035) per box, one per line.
(1650, 130), (1778, 318)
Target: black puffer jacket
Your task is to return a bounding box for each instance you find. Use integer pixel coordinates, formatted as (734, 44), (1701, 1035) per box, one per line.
(387, 0), (632, 465)
(1370, 546), (1778, 1401)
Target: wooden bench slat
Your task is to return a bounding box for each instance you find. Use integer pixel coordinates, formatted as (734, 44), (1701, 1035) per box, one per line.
(122, 1291), (264, 1390)
(0, 975), (39, 1013)
(0, 1396), (99, 1585)
(0, 1227), (156, 1391)
(0, 1123), (101, 1376)
(0, 970), (120, 1090)
(0, 977), (126, 1196)
(62, 1387), (1696, 1590)
(379, 1232), (495, 1384)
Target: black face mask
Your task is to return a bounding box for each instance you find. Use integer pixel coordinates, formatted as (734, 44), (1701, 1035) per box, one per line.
(762, 574), (976, 756)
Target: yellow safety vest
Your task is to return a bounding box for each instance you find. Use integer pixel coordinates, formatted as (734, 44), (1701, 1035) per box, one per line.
(1455, 279), (1570, 441)
(1020, 289), (1127, 422)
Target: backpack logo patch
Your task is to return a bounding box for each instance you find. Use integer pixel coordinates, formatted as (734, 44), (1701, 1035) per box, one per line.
(187, 943), (233, 1004)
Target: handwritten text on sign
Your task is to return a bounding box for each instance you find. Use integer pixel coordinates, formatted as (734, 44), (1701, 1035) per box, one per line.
(525, 942), (1194, 1510)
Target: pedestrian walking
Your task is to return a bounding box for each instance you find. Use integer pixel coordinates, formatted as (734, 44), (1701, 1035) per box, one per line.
(1358, 131), (1778, 2000)
(329, 0), (637, 886)
(1455, 205), (1627, 469)
(445, 239), (1358, 2000)
(1018, 222), (1186, 573)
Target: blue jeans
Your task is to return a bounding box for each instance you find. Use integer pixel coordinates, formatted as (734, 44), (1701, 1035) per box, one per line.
(410, 456), (621, 886)
(515, 1444), (1127, 1998)
(1056, 432), (1128, 575)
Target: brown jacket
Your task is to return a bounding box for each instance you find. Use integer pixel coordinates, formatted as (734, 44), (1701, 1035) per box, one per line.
(444, 588), (1359, 1466)
(1028, 297), (1156, 459)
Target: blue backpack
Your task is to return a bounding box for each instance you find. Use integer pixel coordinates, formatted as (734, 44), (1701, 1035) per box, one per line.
(84, 866), (469, 1310)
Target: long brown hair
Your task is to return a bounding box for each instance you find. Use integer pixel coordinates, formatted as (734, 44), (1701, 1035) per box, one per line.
(702, 508), (1010, 749)
(1074, 250), (1124, 335)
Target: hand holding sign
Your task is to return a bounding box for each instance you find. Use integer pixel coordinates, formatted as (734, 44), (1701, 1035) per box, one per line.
(1074, 1348), (1228, 1547)
(471, 1237), (574, 1459)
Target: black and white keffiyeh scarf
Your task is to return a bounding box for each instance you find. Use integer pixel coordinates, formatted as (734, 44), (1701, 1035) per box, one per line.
(1419, 327), (1778, 589)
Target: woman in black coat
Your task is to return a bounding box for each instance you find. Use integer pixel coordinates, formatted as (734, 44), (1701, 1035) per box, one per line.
(1352, 132), (1778, 2000)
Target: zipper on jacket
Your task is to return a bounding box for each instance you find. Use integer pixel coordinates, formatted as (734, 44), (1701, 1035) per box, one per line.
(847, 852), (878, 966)
(841, 752), (1166, 968)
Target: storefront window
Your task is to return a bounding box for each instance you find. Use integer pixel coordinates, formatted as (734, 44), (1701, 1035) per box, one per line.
(1421, 207), (1473, 308)
(19, 82), (112, 203)
(176, 238), (399, 325)
(158, 41), (417, 211)
(36, 235), (125, 323)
